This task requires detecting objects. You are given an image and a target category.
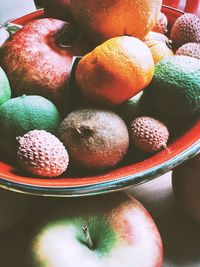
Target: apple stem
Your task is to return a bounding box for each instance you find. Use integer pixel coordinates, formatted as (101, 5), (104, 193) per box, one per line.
(56, 23), (79, 48)
(82, 224), (94, 250)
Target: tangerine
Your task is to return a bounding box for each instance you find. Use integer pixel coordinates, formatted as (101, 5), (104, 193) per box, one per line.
(144, 31), (174, 64)
(75, 36), (154, 106)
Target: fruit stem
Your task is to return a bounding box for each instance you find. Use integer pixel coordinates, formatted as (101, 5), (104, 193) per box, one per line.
(0, 22), (22, 36)
(166, 39), (172, 49)
(76, 126), (94, 137)
(56, 22), (80, 48)
(82, 224), (94, 250)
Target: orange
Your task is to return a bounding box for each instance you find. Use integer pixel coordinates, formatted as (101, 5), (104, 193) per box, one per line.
(143, 31), (174, 64)
(75, 36), (154, 106)
(69, 0), (162, 44)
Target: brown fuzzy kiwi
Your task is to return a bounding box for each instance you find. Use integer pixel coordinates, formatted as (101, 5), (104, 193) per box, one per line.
(58, 108), (129, 171)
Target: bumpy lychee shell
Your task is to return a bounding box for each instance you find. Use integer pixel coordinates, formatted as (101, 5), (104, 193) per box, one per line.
(170, 13), (200, 48)
(130, 116), (169, 153)
(176, 43), (200, 59)
(17, 130), (69, 177)
(58, 108), (129, 170)
(152, 12), (168, 34)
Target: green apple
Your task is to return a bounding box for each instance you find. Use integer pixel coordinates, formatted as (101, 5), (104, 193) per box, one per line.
(26, 192), (163, 267)
(172, 153), (200, 222)
(0, 188), (32, 234)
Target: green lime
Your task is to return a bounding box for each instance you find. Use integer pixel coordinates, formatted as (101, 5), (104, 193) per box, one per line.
(144, 55), (200, 122)
(115, 91), (143, 124)
(0, 95), (61, 156)
(0, 67), (11, 105)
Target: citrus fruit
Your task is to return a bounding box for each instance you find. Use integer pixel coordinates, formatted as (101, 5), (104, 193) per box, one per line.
(143, 31), (174, 64)
(0, 66), (11, 105)
(115, 92), (144, 125)
(75, 36), (154, 106)
(69, 0), (162, 44)
(0, 95), (61, 156)
(144, 55), (200, 122)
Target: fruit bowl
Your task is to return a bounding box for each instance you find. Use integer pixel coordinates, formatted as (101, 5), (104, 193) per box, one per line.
(0, 6), (199, 197)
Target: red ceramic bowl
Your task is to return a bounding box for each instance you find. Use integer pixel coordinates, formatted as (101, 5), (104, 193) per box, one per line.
(0, 7), (199, 196)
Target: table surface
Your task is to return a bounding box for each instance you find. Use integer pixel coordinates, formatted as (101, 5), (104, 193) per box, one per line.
(1, 171), (200, 267)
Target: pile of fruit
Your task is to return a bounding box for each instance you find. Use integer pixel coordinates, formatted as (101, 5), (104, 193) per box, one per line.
(0, 0), (199, 178)
(0, 2), (200, 267)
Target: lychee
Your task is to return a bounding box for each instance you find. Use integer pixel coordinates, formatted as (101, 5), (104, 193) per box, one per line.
(17, 130), (69, 177)
(176, 43), (200, 59)
(170, 13), (200, 48)
(130, 116), (169, 153)
(152, 12), (168, 34)
(58, 108), (129, 171)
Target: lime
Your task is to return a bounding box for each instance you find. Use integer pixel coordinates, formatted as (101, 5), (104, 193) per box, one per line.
(0, 66), (11, 105)
(0, 95), (61, 156)
(144, 55), (200, 122)
(115, 91), (143, 124)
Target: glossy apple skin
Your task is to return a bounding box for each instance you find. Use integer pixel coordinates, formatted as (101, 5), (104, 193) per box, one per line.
(26, 192), (163, 267)
(42, 0), (73, 22)
(0, 18), (91, 108)
(0, 188), (32, 234)
(172, 153), (200, 222)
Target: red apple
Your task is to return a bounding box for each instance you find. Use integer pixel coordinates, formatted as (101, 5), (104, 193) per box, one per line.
(172, 153), (200, 222)
(0, 18), (92, 108)
(26, 192), (163, 267)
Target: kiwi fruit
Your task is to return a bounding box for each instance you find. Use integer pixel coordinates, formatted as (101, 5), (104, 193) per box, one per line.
(58, 108), (129, 171)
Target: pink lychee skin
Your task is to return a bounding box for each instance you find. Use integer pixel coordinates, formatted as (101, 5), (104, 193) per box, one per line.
(152, 12), (168, 34)
(17, 130), (69, 177)
(176, 43), (200, 60)
(130, 116), (169, 153)
(170, 13), (200, 48)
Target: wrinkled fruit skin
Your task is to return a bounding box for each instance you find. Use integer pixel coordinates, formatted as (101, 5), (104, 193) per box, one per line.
(170, 13), (200, 48)
(59, 108), (129, 170)
(0, 18), (91, 107)
(176, 43), (200, 60)
(17, 130), (69, 177)
(130, 116), (169, 153)
(152, 12), (168, 34)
